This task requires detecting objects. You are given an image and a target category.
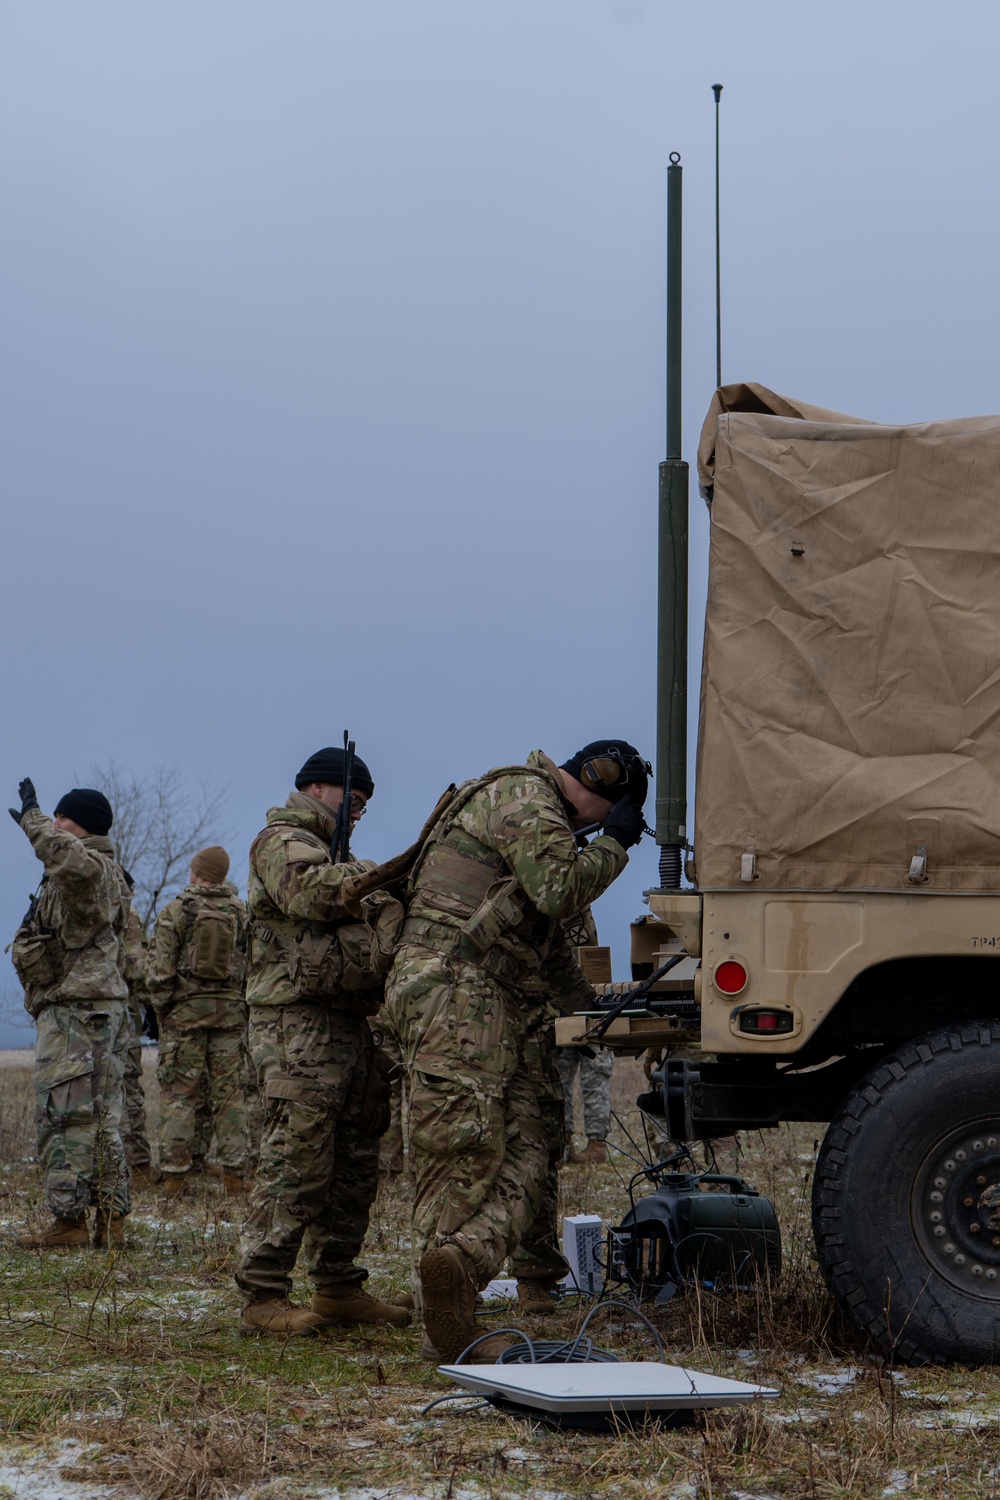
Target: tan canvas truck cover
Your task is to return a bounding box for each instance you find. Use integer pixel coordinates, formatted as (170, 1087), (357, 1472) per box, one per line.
(695, 382), (1000, 891)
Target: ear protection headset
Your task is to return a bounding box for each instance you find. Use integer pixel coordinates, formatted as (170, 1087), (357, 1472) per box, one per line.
(578, 747), (653, 794)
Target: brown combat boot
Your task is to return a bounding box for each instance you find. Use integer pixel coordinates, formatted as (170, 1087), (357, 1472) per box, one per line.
(419, 1244), (512, 1362)
(16, 1217), (89, 1251)
(129, 1164), (162, 1189)
(420, 1325), (513, 1363)
(516, 1277), (560, 1315)
(240, 1295), (325, 1338)
(572, 1138), (607, 1167)
(93, 1213), (126, 1249)
(160, 1174), (187, 1196)
(222, 1171), (246, 1196)
(310, 1288), (412, 1328)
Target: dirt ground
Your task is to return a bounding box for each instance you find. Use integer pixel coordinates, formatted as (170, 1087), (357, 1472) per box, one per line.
(0, 1050), (998, 1500)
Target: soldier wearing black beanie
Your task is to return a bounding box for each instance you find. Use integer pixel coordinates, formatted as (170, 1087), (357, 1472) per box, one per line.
(295, 748), (375, 799)
(53, 788), (114, 837)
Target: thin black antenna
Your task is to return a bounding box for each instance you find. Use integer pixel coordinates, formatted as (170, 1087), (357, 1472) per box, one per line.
(712, 83), (723, 390)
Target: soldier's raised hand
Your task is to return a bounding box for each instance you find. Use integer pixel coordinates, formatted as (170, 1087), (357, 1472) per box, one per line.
(9, 777), (39, 825)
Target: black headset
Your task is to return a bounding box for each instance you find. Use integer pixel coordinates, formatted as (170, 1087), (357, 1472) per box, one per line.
(578, 747), (652, 794)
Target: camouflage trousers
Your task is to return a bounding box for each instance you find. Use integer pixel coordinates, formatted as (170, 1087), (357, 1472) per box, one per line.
(510, 1020), (570, 1284)
(245, 1041), (264, 1174)
(33, 999), (130, 1220)
(157, 1023), (248, 1175)
(121, 1006), (152, 1172)
(556, 1044), (614, 1141)
(236, 1002), (381, 1299)
(374, 1011), (405, 1173)
(384, 946), (550, 1302)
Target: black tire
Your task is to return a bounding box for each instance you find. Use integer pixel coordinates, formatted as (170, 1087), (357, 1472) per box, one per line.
(813, 1021), (1000, 1365)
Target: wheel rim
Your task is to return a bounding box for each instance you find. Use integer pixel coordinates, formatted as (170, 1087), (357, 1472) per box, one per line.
(912, 1120), (1000, 1299)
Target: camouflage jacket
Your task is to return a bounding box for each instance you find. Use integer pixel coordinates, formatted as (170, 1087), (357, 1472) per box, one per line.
(146, 881), (248, 1030)
(245, 792), (377, 1009)
(121, 906), (149, 1030)
(10, 809), (130, 1014)
(401, 750), (627, 1002)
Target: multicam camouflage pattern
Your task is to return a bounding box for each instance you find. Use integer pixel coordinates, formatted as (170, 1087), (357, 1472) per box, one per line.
(10, 812), (132, 1221)
(401, 751), (625, 996)
(385, 949), (551, 1297)
(385, 755), (628, 1297)
(245, 794), (365, 1008)
(158, 1025), (248, 1172)
(510, 1010), (570, 1284)
(11, 811), (129, 1014)
(236, 1002), (381, 1298)
(146, 882), (249, 1177)
(33, 999), (131, 1219)
(375, 1008), (405, 1173)
(119, 906), (152, 1172)
(245, 1047), (264, 1172)
(556, 1045), (614, 1141)
(146, 882), (248, 1030)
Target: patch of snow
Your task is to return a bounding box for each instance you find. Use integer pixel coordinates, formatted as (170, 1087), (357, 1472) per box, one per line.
(0, 1439), (118, 1499)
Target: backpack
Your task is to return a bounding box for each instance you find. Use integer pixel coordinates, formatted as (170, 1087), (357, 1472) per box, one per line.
(184, 898), (238, 983)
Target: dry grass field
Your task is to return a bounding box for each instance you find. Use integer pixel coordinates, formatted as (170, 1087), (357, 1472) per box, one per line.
(0, 1052), (998, 1499)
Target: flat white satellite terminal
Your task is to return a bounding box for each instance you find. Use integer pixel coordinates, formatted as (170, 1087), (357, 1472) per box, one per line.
(439, 1361), (778, 1416)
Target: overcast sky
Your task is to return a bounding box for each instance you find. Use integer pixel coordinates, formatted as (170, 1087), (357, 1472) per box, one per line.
(2, 1), (998, 1043)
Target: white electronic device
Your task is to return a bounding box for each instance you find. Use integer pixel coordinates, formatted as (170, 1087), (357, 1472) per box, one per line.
(438, 1360), (778, 1430)
(562, 1214), (603, 1295)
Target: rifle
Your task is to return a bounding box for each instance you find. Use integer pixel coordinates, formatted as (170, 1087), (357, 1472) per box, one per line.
(333, 730), (356, 864)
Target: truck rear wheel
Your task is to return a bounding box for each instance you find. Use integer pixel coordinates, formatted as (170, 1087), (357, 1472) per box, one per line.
(813, 1021), (1000, 1365)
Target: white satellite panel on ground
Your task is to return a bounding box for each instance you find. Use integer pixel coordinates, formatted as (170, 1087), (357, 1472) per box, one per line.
(439, 1360), (778, 1419)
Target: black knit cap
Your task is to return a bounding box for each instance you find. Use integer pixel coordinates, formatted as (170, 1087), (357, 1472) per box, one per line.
(54, 788), (114, 836)
(295, 747), (375, 798)
(560, 740), (650, 806)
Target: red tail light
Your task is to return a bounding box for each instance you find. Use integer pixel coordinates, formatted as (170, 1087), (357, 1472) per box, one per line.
(714, 960), (748, 995)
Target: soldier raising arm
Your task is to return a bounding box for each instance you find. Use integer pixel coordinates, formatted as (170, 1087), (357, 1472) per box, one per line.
(8, 781), (131, 1250)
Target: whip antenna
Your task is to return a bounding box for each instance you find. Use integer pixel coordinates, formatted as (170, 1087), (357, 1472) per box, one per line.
(712, 84), (723, 389)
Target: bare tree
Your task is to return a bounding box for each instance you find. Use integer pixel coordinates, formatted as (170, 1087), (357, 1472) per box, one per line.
(89, 761), (232, 930)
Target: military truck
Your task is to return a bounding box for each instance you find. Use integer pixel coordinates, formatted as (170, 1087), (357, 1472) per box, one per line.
(558, 155), (1000, 1364)
(563, 374), (1000, 1366)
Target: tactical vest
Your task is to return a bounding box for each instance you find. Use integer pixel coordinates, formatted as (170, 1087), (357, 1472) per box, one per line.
(9, 854), (129, 1015)
(248, 824), (404, 1013)
(402, 761), (573, 982)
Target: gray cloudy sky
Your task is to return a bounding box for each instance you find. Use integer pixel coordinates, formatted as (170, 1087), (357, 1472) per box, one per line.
(2, 1), (997, 1043)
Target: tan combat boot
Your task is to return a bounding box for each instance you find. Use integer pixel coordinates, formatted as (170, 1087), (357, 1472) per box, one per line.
(222, 1171), (246, 1196)
(572, 1138), (607, 1167)
(129, 1164), (162, 1189)
(160, 1174), (187, 1196)
(93, 1214), (126, 1249)
(240, 1296), (325, 1338)
(16, 1217), (89, 1251)
(516, 1277), (560, 1315)
(419, 1245), (512, 1363)
(311, 1288), (412, 1328)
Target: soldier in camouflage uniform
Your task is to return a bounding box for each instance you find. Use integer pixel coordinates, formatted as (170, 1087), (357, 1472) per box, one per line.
(8, 782), (131, 1250)
(118, 893), (157, 1186)
(235, 746), (411, 1338)
(146, 846), (249, 1195)
(384, 740), (648, 1361)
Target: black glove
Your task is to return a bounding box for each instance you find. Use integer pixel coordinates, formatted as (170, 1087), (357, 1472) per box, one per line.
(601, 796), (645, 850)
(8, 777), (38, 826)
